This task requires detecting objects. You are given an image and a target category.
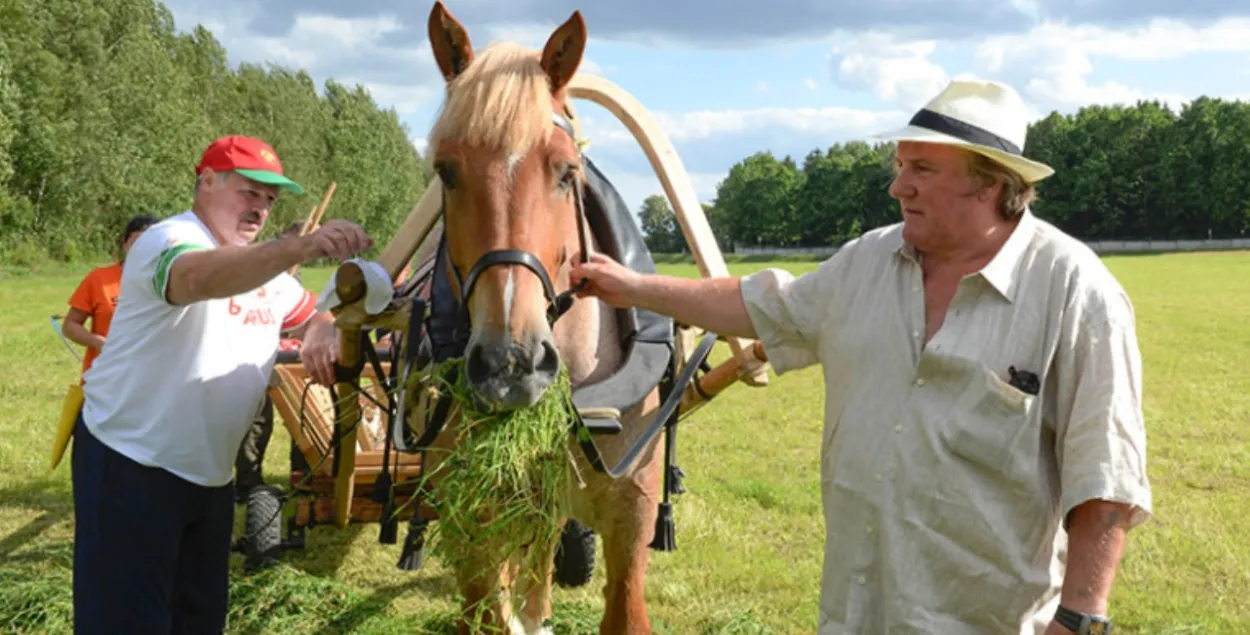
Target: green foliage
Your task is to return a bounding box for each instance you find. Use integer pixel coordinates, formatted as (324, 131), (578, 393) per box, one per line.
(638, 194), (686, 253)
(0, 0), (428, 265)
(635, 99), (1250, 251)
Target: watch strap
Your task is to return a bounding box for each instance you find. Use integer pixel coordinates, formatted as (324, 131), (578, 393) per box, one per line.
(1054, 605), (1083, 632)
(1054, 605), (1112, 634)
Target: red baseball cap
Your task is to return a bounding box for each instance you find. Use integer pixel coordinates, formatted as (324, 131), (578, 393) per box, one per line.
(195, 135), (304, 195)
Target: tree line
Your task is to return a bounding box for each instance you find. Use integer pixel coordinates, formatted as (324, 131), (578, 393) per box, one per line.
(638, 97), (1250, 253)
(6, 0), (1247, 265)
(0, 0), (429, 266)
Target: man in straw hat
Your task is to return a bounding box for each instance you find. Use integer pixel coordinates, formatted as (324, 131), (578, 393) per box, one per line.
(70, 135), (373, 634)
(570, 78), (1151, 634)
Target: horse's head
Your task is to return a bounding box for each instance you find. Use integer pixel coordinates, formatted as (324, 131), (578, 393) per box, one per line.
(426, 2), (590, 411)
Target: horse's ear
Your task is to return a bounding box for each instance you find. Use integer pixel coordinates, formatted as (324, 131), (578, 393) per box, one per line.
(540, 11), (586, 93)
(428, 1), (474, 82)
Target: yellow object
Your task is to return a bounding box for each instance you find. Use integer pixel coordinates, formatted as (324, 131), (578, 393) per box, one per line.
(50, 383), (84, 470)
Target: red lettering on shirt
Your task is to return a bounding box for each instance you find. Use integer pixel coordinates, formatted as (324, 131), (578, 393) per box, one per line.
(242, 308), (275, 326)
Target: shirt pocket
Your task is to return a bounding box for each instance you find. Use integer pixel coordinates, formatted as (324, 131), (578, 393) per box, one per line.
(941, 363), (1040, 486)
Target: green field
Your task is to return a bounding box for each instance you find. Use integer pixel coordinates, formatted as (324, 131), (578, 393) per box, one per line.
(2, 252), (1249, 634)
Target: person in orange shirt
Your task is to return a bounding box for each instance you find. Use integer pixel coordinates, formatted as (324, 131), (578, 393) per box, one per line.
(63, 214), (159, 379)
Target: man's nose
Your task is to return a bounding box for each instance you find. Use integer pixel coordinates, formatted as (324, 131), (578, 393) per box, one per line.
(888, 174), (917, 199)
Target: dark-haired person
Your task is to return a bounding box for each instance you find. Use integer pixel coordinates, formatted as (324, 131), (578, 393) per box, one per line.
(63, 214), (159, 381)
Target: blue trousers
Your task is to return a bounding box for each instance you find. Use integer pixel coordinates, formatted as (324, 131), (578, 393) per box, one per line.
(71, 416), (234, 634)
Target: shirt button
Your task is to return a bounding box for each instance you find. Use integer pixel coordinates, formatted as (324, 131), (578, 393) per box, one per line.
(865, 525), (874, 534)
(912, 330), (920, 339)
(915, 378), (925, 386)
(874, 473), (883, 481)
(858, 575), (867, 584)
(894, 424), (902, 433)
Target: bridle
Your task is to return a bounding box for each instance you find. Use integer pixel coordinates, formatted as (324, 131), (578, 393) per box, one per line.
(442, 109), (594, 337)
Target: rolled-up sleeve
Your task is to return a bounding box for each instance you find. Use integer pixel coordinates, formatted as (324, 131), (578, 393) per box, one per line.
(738, 255), (844, 375)
(1053, 288), (1153, 529)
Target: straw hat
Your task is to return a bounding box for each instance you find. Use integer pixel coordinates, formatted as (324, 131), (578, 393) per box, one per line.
(875, 78), (1054, 183)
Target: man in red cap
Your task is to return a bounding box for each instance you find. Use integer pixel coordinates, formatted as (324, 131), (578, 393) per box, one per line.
(69, 134), (374, 633)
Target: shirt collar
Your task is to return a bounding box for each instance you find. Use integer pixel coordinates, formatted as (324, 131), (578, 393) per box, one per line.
(892, 208), (1038, 303)
(976, 208), (1037, 302)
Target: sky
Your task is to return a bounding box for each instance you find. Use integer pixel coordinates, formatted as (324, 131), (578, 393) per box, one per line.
(160, 0), (1250, 220)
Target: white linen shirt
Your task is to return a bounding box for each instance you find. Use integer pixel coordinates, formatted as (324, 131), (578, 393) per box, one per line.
(738, 210), (1152, 634)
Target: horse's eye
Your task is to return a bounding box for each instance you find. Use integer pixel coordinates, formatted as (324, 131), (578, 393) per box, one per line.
(558, 165), (577, 191)
(435, 162), (456, 189)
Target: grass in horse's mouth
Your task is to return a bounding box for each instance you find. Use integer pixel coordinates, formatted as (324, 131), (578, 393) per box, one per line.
(410, 357), (578, 589)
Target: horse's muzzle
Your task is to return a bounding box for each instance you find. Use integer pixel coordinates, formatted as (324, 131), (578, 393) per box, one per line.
(464, 332), (560, 411)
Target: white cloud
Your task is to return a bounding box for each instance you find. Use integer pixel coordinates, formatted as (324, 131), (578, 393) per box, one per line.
(822, 16), (1250, 116)
(827, 33), (951, 110)
(164, 2), (442, 115)
(971, 18), (1250, 110)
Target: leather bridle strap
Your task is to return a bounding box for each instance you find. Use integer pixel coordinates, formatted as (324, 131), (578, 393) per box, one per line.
(444, 107), (595, 332)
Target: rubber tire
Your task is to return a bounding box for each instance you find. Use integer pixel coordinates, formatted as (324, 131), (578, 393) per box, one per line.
(553, 518), (596, 588)
(243, 484), (283, 572)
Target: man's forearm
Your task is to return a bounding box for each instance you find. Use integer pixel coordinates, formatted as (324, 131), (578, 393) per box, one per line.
(1059, 499), (1133, 614)
(168, 237), (309, 305)
(632, 275), (757, 339)
(62, 321), (105, 350)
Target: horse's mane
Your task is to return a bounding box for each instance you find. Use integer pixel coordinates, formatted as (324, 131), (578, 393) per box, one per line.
(426, 41), (558, 159)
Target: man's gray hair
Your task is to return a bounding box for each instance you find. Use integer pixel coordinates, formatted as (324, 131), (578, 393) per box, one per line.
(965, 153), (1037, 221)
(193, 169), (235, 197)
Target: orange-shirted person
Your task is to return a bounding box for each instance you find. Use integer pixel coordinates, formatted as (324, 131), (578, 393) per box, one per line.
(63, 214), (159, 380)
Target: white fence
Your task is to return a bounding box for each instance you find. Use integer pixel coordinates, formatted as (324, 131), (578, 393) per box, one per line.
(730, 238), (1250, 258)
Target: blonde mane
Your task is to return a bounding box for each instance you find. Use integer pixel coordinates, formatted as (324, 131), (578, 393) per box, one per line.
(426, 41), (557, 159)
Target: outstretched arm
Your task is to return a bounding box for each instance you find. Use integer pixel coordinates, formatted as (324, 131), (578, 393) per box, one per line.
(166, 219), (372, 305)
(571, 252), (756, 337)
(166, 236), (310, 304)
(627, 274), (757, 339)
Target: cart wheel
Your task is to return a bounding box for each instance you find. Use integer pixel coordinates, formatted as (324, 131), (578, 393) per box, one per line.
(243, 484), (283, 572)
(553, 518), (596, 588)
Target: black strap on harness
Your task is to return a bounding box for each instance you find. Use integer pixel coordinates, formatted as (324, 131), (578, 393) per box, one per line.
(568, 332), (717, 478)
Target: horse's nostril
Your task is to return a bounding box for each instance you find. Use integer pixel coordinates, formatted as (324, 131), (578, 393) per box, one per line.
(466, 344), (489, 385)
(535, 339), (560, 377)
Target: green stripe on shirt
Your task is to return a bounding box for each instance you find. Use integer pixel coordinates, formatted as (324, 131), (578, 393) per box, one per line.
(152, 243), (210, 300)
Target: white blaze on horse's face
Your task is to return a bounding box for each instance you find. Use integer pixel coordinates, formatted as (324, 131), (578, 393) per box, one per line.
(426, 2), (588, 412)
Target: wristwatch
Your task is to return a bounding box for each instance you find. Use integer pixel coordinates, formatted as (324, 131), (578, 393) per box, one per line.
(1054, 605), (1112, 634)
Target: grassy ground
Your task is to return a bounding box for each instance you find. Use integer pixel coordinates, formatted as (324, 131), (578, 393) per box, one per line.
(1, 251), (1248, 633)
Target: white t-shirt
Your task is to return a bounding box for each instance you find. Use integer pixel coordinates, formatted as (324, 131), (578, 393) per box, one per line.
(81, 210), (317, 487)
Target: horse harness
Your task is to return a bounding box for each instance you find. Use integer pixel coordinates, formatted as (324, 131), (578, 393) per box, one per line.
(444, 108), (595, 339)
(327, 108), (719, 556)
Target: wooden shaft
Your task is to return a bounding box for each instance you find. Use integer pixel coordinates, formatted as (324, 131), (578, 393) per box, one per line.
(331, 261), (364, 528)
(567, 73), (770, 387)
(378, 180), (444, 282)
(680, 341), (769, 413)
(304, 181), (336, 234)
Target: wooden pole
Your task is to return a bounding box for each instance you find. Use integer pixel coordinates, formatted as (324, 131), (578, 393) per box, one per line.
(331, 260), (366, 528)
(289, 181), (337, 275)
(678, 340), (770, 416)
(567, 73), (770, 387)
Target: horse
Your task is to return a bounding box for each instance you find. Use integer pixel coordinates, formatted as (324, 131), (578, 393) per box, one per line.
(407, 3), (672, 633)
